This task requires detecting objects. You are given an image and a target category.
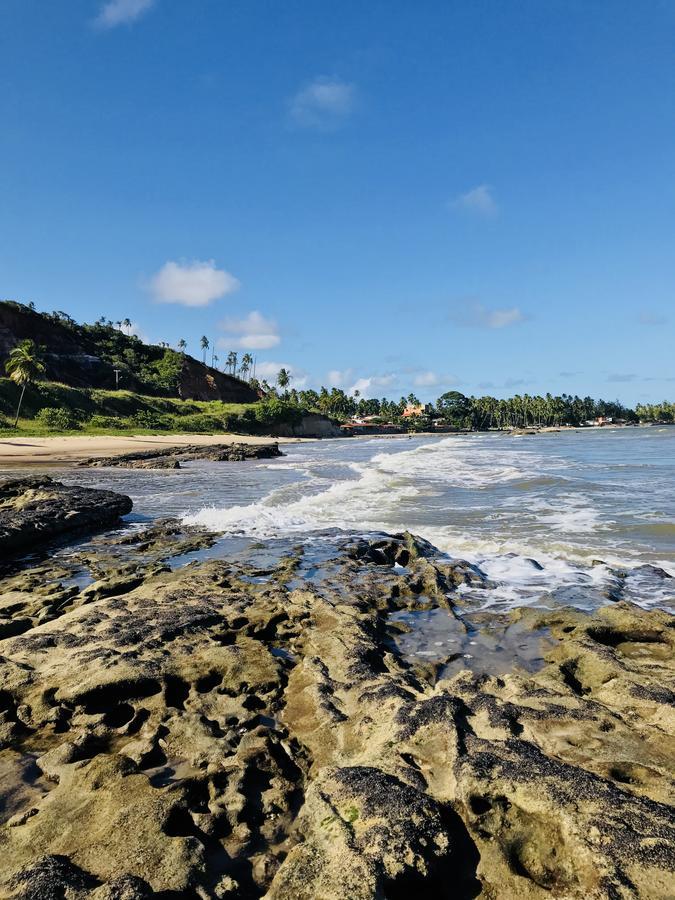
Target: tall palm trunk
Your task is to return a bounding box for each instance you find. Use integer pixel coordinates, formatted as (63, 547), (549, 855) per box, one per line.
(13, 382), (27, 428)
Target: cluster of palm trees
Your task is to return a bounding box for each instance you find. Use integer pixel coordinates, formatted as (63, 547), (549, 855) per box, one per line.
(174, 337), (256, 383)
(95, 316), (132, 334)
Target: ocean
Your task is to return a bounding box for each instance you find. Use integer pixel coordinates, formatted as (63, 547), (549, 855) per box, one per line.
(61, 425), (675, 614)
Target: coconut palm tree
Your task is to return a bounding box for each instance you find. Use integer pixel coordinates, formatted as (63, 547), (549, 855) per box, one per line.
(5, 339), (46, 427)
(226, 351), (237, 374)
(123, 318), (132, 334)
(200, 336), (209, 364)
(277, 368), (291, 390)
(240, 352), (253, 380)
(177, 339), (187, 353)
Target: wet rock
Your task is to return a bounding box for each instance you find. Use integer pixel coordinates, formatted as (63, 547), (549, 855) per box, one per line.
(0, 529), (671, 898)
(0, 478), (132, 562)
(78, 442), (283, 469)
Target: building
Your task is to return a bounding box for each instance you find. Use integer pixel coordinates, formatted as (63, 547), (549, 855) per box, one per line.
(402, 403), (433, 418)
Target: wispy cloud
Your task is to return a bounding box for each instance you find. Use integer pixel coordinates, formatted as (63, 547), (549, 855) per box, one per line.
(638, 311), (668, 326)
(94, 0), (156, 29)
(449, 300), (528, 330)
(148, 260), (240, 307)
(607, 373), (638, 383)
(217, 311), (280, 351)
(450, 184), (498, 218)
(289, 76), (356, 130)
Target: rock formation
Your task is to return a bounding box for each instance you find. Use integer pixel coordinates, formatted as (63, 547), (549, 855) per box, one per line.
(0, 477), (132, 560)
(0, 524), (672, 898)
(78, 442), (284, 469)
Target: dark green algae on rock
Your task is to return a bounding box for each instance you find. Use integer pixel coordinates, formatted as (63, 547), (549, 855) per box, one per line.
(0, 516), (671, 899)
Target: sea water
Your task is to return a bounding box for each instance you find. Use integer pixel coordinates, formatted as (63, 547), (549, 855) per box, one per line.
(58, 427), (675, 614)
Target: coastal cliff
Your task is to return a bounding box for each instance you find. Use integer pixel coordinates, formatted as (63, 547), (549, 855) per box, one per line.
(0, 301), (258, 404)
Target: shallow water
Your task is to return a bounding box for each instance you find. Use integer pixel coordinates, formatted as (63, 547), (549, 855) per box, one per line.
(48, 426), (675, 614)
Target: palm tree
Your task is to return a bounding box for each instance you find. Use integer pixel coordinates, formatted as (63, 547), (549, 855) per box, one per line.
(226, 351), (237, 374)
(177, 339), (187, 353)
(200, 336), (209, 364)
(277, 368), (291, 390)
(240, 352), (253, 380)
(5, 340), (46, 427)
(123, 318), (132, 334)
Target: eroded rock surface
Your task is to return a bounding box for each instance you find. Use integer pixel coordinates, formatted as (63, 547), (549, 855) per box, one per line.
(0, 528), (672, 898)
(0, 477), (132, 561)
(78, 442), (283, 470)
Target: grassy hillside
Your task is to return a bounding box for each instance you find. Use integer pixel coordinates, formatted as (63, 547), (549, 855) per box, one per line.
(0, 378), (299, 437)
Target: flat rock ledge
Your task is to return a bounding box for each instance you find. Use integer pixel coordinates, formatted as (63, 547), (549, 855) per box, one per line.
(0, 476), (132, 559)
(0, 527), (672, 899)
(78, 442), (283, 470)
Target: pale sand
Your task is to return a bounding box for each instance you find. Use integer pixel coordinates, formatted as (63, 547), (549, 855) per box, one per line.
(0, 433), (308, 468)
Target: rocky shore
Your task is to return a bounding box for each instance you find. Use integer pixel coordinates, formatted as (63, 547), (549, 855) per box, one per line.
(0, 476), (132, 561)
(0, 493), (673, 898)
(77, 442), (283, 470)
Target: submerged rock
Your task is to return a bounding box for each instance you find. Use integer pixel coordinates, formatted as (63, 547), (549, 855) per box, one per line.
(0, 477), (132, 561)
(0, 528), (671, 897)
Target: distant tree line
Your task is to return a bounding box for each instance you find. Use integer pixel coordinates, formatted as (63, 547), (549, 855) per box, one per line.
(265, 386), (671, 429)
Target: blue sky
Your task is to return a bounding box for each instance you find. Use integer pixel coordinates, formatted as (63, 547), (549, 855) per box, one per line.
(1, 0), (674, 403)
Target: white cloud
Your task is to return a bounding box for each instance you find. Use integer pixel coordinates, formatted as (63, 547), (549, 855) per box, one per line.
(217, 311), (280, 350)
(450, 184), (498, 217)
(450, 301), (527, 329)
(289, 77), (356, 130)
(149, 260), (240, 307)
(327, 368), (354, 388)
(128, 321), (150, 343)
(94, 0), (156, 28)
(412, 371), (439, 388)
(348, 374), (397, 397)
(255, 361), (309, 389)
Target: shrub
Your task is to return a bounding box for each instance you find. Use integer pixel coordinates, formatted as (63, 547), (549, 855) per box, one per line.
(222, 413), (242, 432)
(176, 414), (224, 433)
(88, 414), (125, 430)
(255, 397), (303, 427)
(129, 411), (174, 430)
(35, 407), (80, 430)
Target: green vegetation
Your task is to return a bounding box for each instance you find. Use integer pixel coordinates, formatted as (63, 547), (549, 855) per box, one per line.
(285, 387), (654, 428)
(4, 339), (46, 426)
(634, 401), (675, 423)
(0, 378), (307, 437)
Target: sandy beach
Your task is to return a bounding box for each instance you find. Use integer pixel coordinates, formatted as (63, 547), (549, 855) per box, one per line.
(0, 432), (307, 468)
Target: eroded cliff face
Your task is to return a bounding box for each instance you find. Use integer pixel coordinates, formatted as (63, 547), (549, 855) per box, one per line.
(177, 356), (259, 403)
(0, 524), (672, 899)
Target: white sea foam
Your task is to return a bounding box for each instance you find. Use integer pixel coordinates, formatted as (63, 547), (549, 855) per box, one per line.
(182, 430), (675, 612)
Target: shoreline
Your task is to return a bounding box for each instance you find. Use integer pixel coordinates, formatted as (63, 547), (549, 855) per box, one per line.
(0, 432), (309, 468)
(0, 422), (663, 468)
